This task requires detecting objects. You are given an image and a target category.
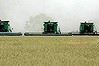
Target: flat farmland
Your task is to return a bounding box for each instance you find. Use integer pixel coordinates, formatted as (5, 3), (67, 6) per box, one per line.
(0, 36), (99, 66)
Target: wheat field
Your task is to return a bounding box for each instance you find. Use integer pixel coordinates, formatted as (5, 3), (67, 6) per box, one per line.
(0, 36), (99, 66)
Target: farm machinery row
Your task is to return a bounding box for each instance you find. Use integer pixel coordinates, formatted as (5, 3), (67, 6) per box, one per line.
(0, 20), (98, 36)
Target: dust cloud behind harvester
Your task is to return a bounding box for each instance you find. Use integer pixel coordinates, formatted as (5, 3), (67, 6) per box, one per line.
(25, 14), (54, 32)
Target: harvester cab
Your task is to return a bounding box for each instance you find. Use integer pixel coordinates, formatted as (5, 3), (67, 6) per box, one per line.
(80, 21), (97, 34)
(0, 20), (12, 32)
(43, 20), (60, 34)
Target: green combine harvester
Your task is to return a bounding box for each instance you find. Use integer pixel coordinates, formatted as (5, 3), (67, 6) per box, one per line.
(80, 21), (97, 34)
(43, 20), (60, 34)
(0, 20), (22, 36)
(24, 20), (64, 36)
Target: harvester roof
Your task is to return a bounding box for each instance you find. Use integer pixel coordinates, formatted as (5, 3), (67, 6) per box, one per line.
(44, 20), (58, 24)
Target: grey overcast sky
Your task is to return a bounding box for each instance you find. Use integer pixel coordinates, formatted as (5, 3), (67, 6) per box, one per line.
(0, 0), (99, 32)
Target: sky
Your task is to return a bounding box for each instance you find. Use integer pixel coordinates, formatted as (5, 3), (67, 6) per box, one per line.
(0, 0), (99, 32)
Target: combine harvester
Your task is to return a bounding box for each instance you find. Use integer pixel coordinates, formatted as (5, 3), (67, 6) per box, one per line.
(0, 20), (22, 36)
(72, 21), (99, 36)
(24, 20), (71, 36)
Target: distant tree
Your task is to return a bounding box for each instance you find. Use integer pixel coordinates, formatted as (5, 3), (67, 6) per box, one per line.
(25, 13), (53, 32)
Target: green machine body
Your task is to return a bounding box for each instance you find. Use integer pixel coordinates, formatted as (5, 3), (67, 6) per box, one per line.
(80, 22), (96, 34)
(43, 21), (59, 34)
(0, 20), (12, 32)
